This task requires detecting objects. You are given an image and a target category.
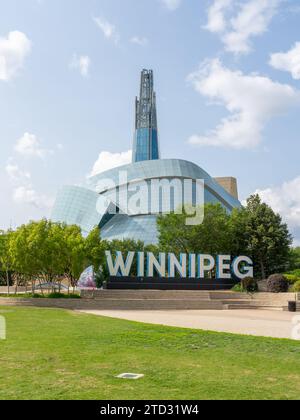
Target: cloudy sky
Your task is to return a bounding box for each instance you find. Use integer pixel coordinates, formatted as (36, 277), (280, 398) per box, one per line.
(1, 0), (300, 243)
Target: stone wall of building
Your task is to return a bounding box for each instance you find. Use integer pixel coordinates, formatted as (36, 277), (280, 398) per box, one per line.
(214, 177), (239, 200)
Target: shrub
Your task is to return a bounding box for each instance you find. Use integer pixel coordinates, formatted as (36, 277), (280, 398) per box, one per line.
(232, 283), (243, 292)
(291, 281), (300, 293)
(232, 278), (258, 293)
(267, 274), (289, 293)
(290, 269), (300, 277)
(47, 293), (81, 299)
(95, 271), (105, 289)
(241, 277), (258, 293)
(285, 274), (300, 284)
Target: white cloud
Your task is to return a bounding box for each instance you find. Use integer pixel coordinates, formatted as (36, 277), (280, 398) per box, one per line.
(93, 17), (120, 44)
(204, 0), (281, 55)
(89, 150), (132, 177)
(160, 0), (181, 11)
(14, 133), (53, 159)
(270, 42), (300, 80)
(188, 59), (299, 149)
(130, 36), (149, 47)
(5, 161), (52, 209)
(5, 161), (31, 184)
(12, 186), (52, 208)
(204, 0), (233, 33)
(256, 176), (300, 244)
(70, 54), (91, 77)
(0, 31), (31, 81)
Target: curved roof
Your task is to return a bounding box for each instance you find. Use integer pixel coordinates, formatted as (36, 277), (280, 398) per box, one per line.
(52, 159), (241, 242)
(87, 159), (241, 211)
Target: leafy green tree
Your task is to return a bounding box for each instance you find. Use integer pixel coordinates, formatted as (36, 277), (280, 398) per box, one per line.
(29, 220), (66, 284)
(228, 207), (250, 257)
(61, 224), (86, 290)
(157, 197), (292, 280)
(158, 203), (232, 256)
(288, 247), (300, 272)
(144, 244), (160, 255)
(9, 223), (35, 292)
(157, 212), (194, 255)
(85, 227), (107, 271)
(0, 230), (14, 291)
(108, 239), (145, 254)
(232, 195), (292, 279)
(9, 220), (66, 292)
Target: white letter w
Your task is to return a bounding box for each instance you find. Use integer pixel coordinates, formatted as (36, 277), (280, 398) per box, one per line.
(105, 251), (135, 276)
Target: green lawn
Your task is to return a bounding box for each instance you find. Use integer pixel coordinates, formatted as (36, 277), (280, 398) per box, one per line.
(1, 307), (300, 400)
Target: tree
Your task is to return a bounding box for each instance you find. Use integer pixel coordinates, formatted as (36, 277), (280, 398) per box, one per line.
(9, 223), (34, 292)
(228, 207), (250, 257)
(9, 220), (67, 293)
(2, 222), (114, 293)
(0, 230), (14, 293)
(233, 195), (292, 279)
(157, 203), (232, 256)
(157, 197), (292, 280)
(62, 224), (86, 291)
(85, 227), (107, 271)
(288, 247), (300, 272)
(29, 221), (66, 287)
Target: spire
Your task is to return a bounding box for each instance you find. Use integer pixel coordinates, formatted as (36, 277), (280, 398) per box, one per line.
(133, 69), (160, 163)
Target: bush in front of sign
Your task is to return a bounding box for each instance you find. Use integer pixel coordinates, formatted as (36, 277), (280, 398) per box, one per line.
(232, 278), (258, 293)
(231, 283), (243, 292)
(241, 277), (258, 293)
(95, 265), (110, 289)
(267, 274), (289, 293)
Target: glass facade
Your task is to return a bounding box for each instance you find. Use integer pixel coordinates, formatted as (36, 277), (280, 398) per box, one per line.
(134, 128), (159, 162)
(133, 70), (159, 163)
(87, 159), (241, 213)
(52, 159), (241, 245)
(101, 214), (158, 245)
(51, 186), (101, 236)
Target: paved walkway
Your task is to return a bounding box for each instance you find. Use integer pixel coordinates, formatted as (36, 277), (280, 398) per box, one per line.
(79, 309), (300, 340)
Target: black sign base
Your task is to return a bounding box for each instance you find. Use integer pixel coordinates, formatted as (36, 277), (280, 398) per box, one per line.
(106, 277), (236, 291)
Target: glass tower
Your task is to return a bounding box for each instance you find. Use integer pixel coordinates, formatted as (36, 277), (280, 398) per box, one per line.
(132, 69), (160, 163)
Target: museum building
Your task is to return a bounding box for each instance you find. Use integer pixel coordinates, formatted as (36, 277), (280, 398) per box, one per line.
(51, 70), (241, 245)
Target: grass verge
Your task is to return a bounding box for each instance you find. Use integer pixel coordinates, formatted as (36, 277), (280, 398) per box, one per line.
(0, 306), (300, 400)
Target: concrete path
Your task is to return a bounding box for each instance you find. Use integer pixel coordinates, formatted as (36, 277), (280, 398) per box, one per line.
(78, 309), (300, 340)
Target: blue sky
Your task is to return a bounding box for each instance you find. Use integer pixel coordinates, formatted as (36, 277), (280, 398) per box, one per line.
(1, 0), (300, 242)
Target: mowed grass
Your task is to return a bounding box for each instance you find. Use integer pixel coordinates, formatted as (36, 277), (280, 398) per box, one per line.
(1, 307), (300, 400)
